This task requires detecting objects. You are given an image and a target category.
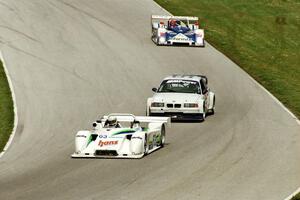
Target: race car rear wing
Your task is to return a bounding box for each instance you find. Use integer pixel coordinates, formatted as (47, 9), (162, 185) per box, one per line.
(151, 15), (198, 21)
(100, 113), (170, 125)
(151, 15), (200, 30)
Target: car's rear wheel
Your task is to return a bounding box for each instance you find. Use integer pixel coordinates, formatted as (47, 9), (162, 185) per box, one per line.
(156, 37), (160, 46)
(209, 96), (216, 115)
(160, 125), (166, 147)
(144, 134), (149, 155)
(210, 96), (215, 115)
(201, 39), (206, 47)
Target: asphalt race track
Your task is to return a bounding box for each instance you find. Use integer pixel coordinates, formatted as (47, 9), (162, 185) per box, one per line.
(0, 0), (299, 199)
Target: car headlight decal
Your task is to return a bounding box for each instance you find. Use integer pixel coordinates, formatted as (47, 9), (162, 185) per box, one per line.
(184, 103), (198, 108)
(151, 102), (164, 107)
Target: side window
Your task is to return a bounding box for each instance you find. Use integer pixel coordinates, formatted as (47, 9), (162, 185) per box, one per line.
(200, 80), (207, 94)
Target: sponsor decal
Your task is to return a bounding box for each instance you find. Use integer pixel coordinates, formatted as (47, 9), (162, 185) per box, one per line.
(172, 33), (191, 41)
(76, 135), (86, 138)
(98, 140), (118, 147)
(166, 80), (197, 85)
(112, 129), (136, 135)
(132, 136), (143, 140)
(99, 135), (107, 139)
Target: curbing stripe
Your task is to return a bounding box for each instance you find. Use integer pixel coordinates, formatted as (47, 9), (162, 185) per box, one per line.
(152, 1), (300, 199)
(0, 50), (18, 159)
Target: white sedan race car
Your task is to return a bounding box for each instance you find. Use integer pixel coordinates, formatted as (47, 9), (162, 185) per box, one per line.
(151, 15), (205, 47)
(71, 114), (170, 159)
(147, 75), (215, 121)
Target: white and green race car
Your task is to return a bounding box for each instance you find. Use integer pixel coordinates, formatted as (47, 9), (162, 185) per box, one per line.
(71, 114), (170, 159)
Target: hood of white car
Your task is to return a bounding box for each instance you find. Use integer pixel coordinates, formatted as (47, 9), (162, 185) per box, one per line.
(152, 93), (201, 103)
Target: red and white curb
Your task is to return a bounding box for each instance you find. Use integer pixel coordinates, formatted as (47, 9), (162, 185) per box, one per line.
(0, 50), (18, 159)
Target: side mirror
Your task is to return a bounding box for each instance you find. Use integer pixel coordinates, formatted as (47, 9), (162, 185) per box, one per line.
(152, 88), (157, 92)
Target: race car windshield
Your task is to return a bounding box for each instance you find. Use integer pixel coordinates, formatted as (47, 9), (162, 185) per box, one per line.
(158, 80), (200, 93)
(169, 19), (188, 27)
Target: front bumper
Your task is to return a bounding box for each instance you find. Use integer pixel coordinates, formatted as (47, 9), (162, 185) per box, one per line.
(149, 112), (203, 121)
(153, 37), (205, 47)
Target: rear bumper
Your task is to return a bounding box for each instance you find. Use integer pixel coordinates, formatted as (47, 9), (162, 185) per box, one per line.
(71, 152), (144, 159)
(150, 112), (204, 121)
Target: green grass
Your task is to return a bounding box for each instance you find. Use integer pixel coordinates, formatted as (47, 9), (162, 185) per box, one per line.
(292, 193), (300, 200)
(0, 60), (14, 152)
(155, 0), (300, 118)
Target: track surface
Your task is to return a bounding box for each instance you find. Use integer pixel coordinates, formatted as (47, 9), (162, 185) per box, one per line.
(0, 0), (299, 199)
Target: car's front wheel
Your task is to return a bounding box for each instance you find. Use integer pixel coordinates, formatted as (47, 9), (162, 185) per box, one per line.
(159, 125), (166, 147)
(146, 107), (151, 116)
(201, 105), (206, 121)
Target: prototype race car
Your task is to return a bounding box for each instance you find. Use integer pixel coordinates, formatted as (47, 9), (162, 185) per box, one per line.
(151, 15), (205, 47)
(147, 75), (215, 121)
(71, 113), (170, 159)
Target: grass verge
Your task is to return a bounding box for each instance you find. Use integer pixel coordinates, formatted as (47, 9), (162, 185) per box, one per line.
(292, 193), (300, 200)
(0, 59), (14, 152)
(154, 0), (300, 118)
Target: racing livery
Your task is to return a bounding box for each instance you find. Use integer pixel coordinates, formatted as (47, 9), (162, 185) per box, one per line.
(71, 114), (170, 159)
(147, 75), (215, 121)
(151, 15), (205, 47)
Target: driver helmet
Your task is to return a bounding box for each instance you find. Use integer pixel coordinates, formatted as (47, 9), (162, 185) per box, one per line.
(170, 19), (177, 27)
(107, 116), (118, 127)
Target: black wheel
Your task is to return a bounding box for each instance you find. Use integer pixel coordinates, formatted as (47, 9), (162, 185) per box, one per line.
(146, 107), (151, 116)
(202, 40), (206, 47)
(211, 96), (215, 115)
(159, 125), (166, 147)
(144, 134), (149, 155)
(201, 105), (206, 121)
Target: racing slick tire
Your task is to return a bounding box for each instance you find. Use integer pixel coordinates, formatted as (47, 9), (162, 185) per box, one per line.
(156, 38), (160, 46)
(201, 105), (206, 122)
(159, 125), (166, 147)
(210, 96), (215, 115)
(146, 108), (151, 116)
(201, 40), (206, 48)
(144, 134), (149, 155)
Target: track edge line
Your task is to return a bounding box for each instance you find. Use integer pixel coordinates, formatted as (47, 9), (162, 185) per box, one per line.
(283, 187), (300, 200)
(0, 50), (19, 159)
(152, 0), (300, 126)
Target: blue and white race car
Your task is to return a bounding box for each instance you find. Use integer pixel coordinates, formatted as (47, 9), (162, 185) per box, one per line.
(151, 15), (205, 47)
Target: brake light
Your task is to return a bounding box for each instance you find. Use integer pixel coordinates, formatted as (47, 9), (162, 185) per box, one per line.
(159, 21), (164, 28)
(160, 32), (166, 37)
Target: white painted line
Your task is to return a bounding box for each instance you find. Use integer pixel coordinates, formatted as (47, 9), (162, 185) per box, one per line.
(283, 187), (300, 200)
(152, 0), (300, 126)
(0, 50), (18, 159)
(247, 74), (300, 126)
